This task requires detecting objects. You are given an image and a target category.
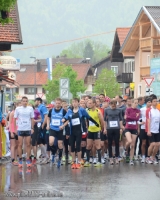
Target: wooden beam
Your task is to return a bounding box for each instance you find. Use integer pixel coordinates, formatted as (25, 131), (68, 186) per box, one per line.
(152, 36), (160, 39)
(131, 36), (139, 40)
(139, 21), (151, 26)
(151, 23), (154, 59)
(123, 52), (136, 57)
(140, 37), (151, 41)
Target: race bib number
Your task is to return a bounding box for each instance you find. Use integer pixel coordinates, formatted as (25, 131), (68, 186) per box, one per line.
(154, 118), (159, 125)
(52, 119), (60, 126)
(128, 121), (136, 125)
(71, 118), (80, 126)
(110, 121), (118, 127)
(89, 121), (95, 126)
(21, 118), (29, 125)
(37, 122), (41, 128)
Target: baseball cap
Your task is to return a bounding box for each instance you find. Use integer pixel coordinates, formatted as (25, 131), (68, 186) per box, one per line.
(46, 104), (54, 108)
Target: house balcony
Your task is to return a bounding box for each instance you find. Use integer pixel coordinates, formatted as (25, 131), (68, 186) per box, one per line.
(116, 74), (122, 83)
(85, 75), (96, 85)
(122, 73), (133, 83)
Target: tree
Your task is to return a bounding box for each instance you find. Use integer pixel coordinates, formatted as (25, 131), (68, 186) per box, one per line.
(83, 42), (94, 60)
(60, 39), (110, 64)
(0, 0), (16, 24)
(93, 68), (121, 98)
(43, 63), (86, 103)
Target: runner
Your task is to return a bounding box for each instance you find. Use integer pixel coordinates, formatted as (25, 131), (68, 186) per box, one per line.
(104, 99), (124, 165)
(99, 94), (105, 107)
(96, 97), (105, 164)
(47, 98), (68, 168)
(9, 102), (21, 166)
(14, 97), (34, 168)
(35, 98), (48, 164)
(84, 98), (104, 167)
(146, 97), (160, 164)
(124, 99), (140, 165)
(139, 98), (151, 163)
(31, 105), (42, 165)
(64, 98), (99, 169)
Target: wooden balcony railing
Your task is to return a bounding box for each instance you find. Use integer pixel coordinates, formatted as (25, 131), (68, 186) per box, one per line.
(140, 37), (151, 48)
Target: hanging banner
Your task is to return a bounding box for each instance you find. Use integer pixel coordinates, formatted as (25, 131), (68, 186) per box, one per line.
(150, 58), (160, 96)
(47, 58), (52, 80)
(0, 56), (20, 70)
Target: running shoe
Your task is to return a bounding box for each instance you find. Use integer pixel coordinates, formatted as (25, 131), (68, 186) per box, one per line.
(84, 161), (90, 167)
(12, 161), (18, 166)
(26, 159), (32, 168)
(141, 157), (145, 163)
(130, 160), (134, 165)
(126, 156), (130, 163)
(75, 163), (82, 169)
(115, 158), (119, 165)
(18, 160), (23, 168)
(68, 156), (72, 164)
(109, 158), (114, 165)
(123, 150), (127, 158)
(57, 160), (61, 168)
(32, 158), (37, 165)
(118, 156), (122, 162)
(93, 158), (97, 164)
(153, 159), (158, 164)
(36, 158), (43, 164)
(81, 159), (85, 165)
(94, 162), (102, 167)
(134, 155), (138, 161)
(101, 157), (105, 164)
(104, 153), (108, 160)
(62, 156), (65, 162)
(146, 157), (152, 164)
(71, 162), (76, 169)
(41, 158), (48, 165)
(89, 157), (93, 163)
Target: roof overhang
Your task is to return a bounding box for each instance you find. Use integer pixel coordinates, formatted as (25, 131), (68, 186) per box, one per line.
(120, 6), (160, 54)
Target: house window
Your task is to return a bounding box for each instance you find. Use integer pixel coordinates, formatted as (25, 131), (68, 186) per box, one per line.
(24, 88), (37, 95)
(42, 88), (46, 94)
(131, 61), (135, 72)
(147, 55), (150, 66)
(111, 66), (118, 74)
(125, 63), (127, 73)
(15, 88), (19, 93)
(138, 84), (142, 96)
(128, 62), (131, 73)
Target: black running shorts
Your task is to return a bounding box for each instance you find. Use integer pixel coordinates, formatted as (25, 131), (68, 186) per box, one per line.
(87, 131), (101, 140)
(148, 133), (160, 143)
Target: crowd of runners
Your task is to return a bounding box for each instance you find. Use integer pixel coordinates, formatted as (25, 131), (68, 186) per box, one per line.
(5, 93), (160, 170)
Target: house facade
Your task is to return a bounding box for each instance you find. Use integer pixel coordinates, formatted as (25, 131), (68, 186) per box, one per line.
(0, 60), (95, 101)
(120, 6), (160, 98)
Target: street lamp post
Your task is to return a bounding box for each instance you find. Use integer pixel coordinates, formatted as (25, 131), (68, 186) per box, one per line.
(30, 57), (37, 99)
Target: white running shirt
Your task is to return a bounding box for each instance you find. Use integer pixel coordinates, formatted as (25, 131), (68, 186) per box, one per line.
(148, 107), (160, 134)
(140, 107), (147, 129)
(14, 106), (34, 131)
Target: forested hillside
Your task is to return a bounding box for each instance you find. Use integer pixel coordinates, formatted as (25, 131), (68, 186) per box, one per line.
(11, 0), (159, 63)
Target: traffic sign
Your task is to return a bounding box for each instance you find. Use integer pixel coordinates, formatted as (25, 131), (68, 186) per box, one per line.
(146, 87), (153, 96)
(143, 77), (154, 87)
(60, 88), (69, 99)
(60, 78), (69, 89)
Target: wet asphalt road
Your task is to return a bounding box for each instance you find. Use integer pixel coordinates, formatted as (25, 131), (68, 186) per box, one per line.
(0, 160), (160, 200)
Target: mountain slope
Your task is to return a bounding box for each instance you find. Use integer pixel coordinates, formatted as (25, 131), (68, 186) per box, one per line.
(11, 0), (159, 63)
